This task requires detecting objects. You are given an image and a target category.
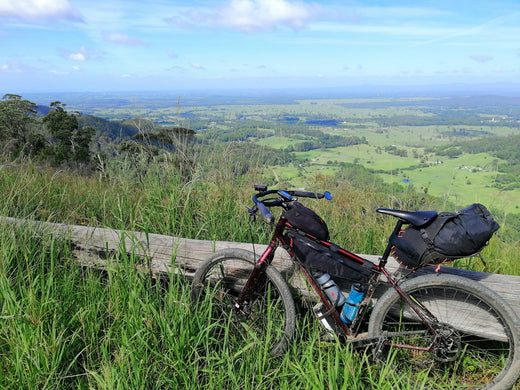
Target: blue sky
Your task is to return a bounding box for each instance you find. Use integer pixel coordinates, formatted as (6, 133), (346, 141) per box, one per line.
(1, 0), (519, 93)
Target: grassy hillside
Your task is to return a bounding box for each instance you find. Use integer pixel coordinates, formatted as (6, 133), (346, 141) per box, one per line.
(9, 93), (520, 216)
(0, 153), (519, 388)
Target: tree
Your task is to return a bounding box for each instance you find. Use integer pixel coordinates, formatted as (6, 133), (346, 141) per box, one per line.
(43, 101), (77, 164)
(43, 101), (93, 165)
(72, 126), (95, 163)
(0, 94), (40, 158)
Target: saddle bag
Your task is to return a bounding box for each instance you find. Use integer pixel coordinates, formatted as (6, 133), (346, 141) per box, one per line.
(286, 230), (374, 283)
(390, 203), (500, 269)
(283, 201), (329, 241)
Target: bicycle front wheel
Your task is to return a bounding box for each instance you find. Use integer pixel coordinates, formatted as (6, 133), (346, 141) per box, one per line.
(368, 274), (520, 389)
(190, 248), (296, 356)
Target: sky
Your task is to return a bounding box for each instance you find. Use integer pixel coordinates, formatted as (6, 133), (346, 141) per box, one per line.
(1, 0), (520, 94)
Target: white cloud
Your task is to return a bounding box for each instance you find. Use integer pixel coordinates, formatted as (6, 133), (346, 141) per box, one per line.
(60, 46), (104, 62)
(50, 69), (69, 75)
(1, 63), (20, 73)
(102, 32), (148, 47)
(168, 0), (321, 33)
(470, 55), (493, 63)
(69, 53), (86, 61)
(219, 0), (318, 31)
(0, 60), (34, 73)
(0, 0), (83, 22)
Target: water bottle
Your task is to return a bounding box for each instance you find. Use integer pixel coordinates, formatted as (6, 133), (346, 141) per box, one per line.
(314, 271), (346, 307)
(340, 283), (366, 324)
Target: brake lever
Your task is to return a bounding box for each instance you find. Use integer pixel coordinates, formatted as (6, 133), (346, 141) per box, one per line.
(247, 206), (258, 222)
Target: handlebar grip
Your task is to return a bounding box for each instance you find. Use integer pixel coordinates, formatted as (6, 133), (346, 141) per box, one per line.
(291, 190), (320, 198)
(291, 190), (332, 200)
(257, 202), (275, 224)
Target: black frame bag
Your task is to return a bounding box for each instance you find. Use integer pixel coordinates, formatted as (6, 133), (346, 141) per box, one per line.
(286, 230), (374, 283)
(390, 203), (500, 269)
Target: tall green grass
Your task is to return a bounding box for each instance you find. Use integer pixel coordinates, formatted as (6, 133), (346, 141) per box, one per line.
(0, 160), (518, 388)
(0, 224), (410, 389)
(0, 162), (253, 242)
(0, 160), (518, 274)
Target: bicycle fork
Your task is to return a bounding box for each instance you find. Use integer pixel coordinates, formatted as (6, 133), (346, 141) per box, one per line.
(233, 240), (277, 314)
(234, 215), (290, 314)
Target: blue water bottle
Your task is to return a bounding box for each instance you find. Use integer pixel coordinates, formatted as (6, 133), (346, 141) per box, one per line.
(340, 283), (365, 324)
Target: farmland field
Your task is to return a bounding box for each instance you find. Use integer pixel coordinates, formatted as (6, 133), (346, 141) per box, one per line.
(266, 143), (520, 213)
(36, 92), (520, 214)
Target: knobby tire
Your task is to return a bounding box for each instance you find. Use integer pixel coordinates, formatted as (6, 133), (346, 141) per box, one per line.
(368, 274), (520, 389)
(190, 248), (296, 356)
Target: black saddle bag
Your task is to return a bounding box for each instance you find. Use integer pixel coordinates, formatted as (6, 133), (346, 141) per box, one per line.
(390, 203), (500, 269)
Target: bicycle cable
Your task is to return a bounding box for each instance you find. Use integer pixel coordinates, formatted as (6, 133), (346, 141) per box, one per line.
(247, 206), (258, 263)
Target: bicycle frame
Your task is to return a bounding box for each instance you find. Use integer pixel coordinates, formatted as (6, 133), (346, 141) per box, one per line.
(236, 211), (441, 346)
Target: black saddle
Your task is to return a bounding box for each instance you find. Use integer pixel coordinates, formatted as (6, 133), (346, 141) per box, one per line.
(376, 208), (438, 227)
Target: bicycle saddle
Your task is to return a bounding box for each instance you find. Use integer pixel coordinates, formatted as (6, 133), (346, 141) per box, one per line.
(376, 208), (438, 227)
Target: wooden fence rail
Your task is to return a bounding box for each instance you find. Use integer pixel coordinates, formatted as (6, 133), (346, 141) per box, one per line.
(2, 216), (520, 316)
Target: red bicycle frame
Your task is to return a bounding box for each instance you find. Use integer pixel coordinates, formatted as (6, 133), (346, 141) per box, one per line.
(236, 206), (441, 347)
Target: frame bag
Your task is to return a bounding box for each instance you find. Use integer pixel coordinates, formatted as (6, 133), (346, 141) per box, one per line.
(390, 203), (500, 269)
(286, 231), (374, 284)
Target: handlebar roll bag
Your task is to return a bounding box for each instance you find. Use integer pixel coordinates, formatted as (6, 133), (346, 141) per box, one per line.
(283, 201), (329, 241)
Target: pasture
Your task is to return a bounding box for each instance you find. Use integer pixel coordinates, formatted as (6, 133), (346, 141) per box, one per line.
(62, 93), (520, 214)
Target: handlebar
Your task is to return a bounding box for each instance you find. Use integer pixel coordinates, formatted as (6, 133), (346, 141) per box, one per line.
(251, 186), (332, 223)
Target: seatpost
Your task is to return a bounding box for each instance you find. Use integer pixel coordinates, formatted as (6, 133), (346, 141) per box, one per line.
(379, 219), (404, 265)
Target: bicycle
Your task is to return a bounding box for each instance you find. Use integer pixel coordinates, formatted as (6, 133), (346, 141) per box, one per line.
(191, 186), (520, 389)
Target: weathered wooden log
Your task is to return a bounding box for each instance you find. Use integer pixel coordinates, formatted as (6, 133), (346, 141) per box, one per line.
(2, 216), (520, 317)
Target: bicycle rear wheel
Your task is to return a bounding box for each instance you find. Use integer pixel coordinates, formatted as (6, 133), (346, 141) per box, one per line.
(191, 248), (296, 356)
(368, 274), (520, 389)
